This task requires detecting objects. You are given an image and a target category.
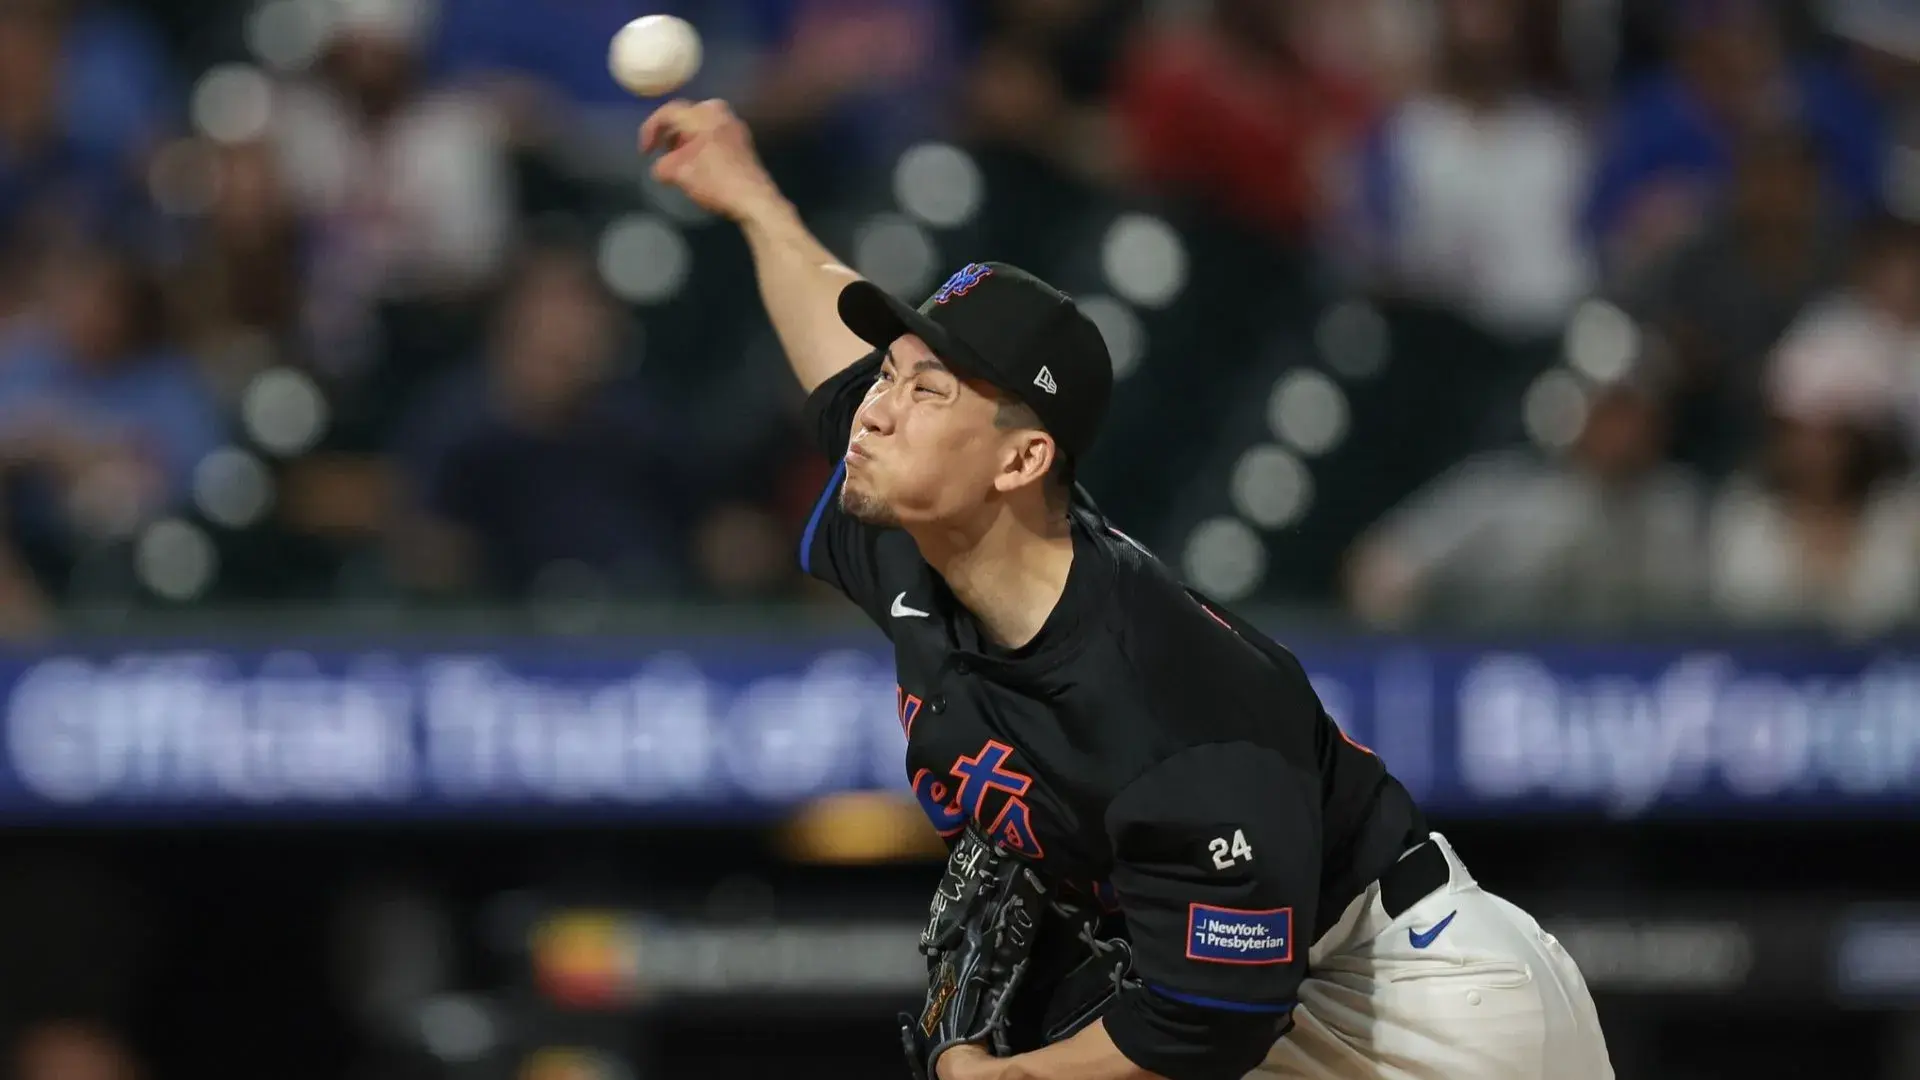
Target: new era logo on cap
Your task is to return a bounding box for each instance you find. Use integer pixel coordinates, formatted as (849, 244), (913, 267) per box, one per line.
(1034, 366), (1057, 394)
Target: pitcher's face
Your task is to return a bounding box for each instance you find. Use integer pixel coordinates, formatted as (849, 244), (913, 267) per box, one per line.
(839, 336), (1025, 527)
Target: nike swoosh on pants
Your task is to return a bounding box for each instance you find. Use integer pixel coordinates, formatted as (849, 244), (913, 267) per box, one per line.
(1408, 911), (1457, 949)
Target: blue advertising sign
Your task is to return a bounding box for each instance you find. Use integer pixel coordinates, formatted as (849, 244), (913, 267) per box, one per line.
(1296, 642), (1920, 817)
(0, 635), (1916, 821)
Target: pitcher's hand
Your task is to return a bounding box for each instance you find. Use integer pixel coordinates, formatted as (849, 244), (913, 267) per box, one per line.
(639, 99), (783, 222)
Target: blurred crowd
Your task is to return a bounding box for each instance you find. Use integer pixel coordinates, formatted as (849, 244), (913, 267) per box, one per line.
(1, 0), (1919, 636)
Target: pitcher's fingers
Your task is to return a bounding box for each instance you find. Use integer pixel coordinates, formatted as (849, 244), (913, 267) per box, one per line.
(651, 139), (700, 183)
(639, 100), (696, 153)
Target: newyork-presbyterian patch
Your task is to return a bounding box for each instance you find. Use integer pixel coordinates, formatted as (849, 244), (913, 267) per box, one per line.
(1185, 904), (1293, 965)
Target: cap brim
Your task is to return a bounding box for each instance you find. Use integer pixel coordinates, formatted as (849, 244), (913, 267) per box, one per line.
(837, 280), (996, 384)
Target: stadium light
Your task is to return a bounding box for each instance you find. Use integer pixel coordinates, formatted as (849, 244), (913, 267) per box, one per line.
(597, 214), (691, 304)
(1181, 516), (1266, 601)
(852, 214), (938, 298)
(246, 0), (333, 72)
(193, 447), (275, 529)
(241, 367), (330, 456)
(1315, 300), (1390, 381)
(1101, 213), (1188, 308)
(1229, 445), (1314, 530)
(893, 142), (985, 230)
(415, 996), (497, 1064)
(1267, 369), (1350, 456)
(1074, 295), (1146, 379)
(1523, 369), (1591, 451)
(191, 64), (274, 145)
(136, 518), (218, 602)
(1564, 299), (1640, 384)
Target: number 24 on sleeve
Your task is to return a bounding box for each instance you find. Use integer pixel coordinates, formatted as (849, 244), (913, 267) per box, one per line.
(1208, 829), (1255, 870)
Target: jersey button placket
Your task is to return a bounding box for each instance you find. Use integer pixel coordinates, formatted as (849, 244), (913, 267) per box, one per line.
(929, 696), (947, 714)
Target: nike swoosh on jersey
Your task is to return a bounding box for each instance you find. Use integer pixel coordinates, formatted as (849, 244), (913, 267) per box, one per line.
(1408, 911), (1457, 949)
(891, 592), (931, 618)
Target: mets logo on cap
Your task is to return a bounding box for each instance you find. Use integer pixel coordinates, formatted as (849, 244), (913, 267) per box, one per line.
(933, 263), (993, 304)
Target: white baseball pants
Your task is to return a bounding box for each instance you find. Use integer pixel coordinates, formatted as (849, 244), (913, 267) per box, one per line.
(1250, 833), (1615, 1080)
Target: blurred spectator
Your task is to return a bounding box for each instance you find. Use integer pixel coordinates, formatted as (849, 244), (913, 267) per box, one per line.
(738, 0), (963, 187)
(436, 0), (966, 152)
(1707, 292), (1920, 635)
(0, 243), (223, 588)
(1831, 0), (1920, 218)
(963, 0), (1139, 185)
(49, 0), (174, 160)
(1114, 0), (1376, 238)
(1585, 0), (1884, 276)
(1773, 215), (1920, 452)
(11, 1020), (143, 1080)
(273, 0), (513, 371)
(169, 139), (310, 390)
(1346, 368), (1706, 629)
(1352, 0), (1592, 335)
(0, 0), (167, 310)
(0, 502), (46, 634)
(693, 499), (801, 600)
(1621, 126), (1850, 472)
(389, 243), (691, 599)
(1290, 0), (1432, 99)
(427, 0), (749, 166)
(432, 0), (702, 110)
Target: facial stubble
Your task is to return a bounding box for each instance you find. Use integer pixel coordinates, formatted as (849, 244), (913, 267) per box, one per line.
(839, 481), (900, 528)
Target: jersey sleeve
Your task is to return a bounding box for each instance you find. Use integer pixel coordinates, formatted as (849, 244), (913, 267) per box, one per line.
(1098, 743), (1321, 1080)
(797, 350), (891, 618)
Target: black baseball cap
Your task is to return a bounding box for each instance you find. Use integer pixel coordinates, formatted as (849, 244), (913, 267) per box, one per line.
(837, 262), (1113, 459)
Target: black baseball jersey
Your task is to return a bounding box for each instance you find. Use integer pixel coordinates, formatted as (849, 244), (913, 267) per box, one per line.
(799, 352), (1427, 1080)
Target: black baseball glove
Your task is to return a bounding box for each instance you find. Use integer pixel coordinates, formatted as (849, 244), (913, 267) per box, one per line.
(900, 824), (1051, 1080)
(1036, 917), (1137, 1045)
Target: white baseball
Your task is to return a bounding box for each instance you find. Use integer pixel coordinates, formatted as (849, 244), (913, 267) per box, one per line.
(608, 15), (703, 98)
